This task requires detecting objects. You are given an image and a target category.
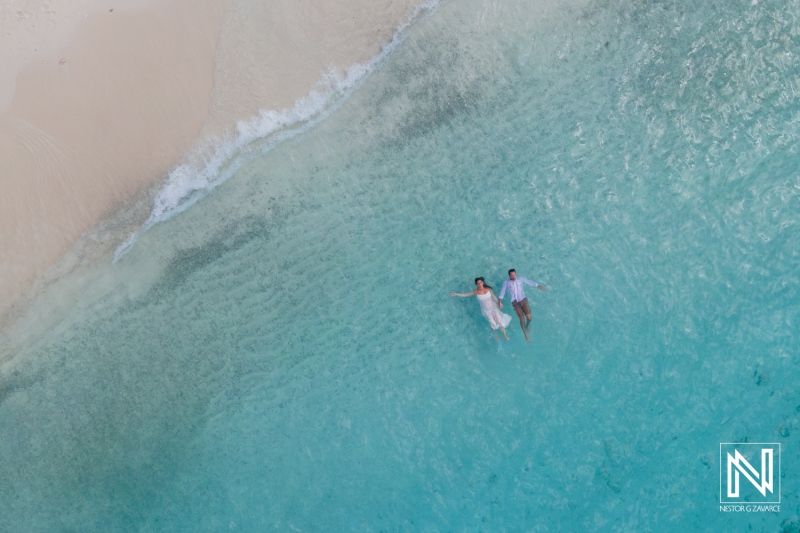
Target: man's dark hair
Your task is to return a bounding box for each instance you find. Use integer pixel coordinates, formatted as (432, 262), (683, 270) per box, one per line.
(508, 269), (516, 275)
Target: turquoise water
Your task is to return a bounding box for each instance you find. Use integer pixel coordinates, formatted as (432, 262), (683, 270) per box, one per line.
(3, 0), (800, 530)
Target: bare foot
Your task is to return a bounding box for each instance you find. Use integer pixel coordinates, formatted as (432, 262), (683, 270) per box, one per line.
(525, 337), (531, 343)
(503, 333), (510, 341)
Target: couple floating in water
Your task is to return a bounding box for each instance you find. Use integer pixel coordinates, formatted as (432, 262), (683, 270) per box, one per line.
(451, 269), (547, 342)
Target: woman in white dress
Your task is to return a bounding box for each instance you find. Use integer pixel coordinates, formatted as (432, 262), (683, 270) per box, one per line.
(451, 277), (512, 340)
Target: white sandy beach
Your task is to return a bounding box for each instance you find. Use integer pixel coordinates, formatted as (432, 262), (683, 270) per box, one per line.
(0, 0), (423, 331)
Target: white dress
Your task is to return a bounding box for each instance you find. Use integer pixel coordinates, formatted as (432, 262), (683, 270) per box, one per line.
(476, 291), (512, 330)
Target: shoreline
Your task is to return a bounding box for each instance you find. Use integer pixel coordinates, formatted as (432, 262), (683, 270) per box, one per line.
(0, 0), (426, 335)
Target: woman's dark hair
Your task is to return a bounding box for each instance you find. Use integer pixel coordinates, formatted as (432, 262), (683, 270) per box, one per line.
(474, 277), (492, 290)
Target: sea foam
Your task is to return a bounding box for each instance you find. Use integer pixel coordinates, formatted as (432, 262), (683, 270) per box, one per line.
(114, 0), (440, 263)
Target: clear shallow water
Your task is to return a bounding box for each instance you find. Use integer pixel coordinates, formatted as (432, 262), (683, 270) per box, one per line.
(3, 0), (800, 530)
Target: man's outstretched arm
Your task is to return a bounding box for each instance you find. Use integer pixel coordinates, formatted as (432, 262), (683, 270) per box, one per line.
(521, 277), (547, 290)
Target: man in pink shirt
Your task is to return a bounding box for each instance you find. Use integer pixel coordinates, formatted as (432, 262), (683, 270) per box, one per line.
(498, 269), (547, 342)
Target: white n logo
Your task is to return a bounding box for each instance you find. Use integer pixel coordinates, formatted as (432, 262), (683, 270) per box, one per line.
(726, 449), (773, 498)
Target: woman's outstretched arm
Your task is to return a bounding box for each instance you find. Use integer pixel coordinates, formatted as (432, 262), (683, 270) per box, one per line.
(451, 290), (477, 297)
